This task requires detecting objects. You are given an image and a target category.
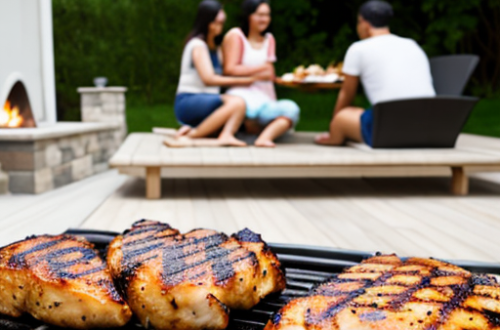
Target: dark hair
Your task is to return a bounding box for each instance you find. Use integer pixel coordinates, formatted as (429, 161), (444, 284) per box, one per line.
(240, 0), (271, 37)
(359, 0), (393, 28)
(187, 0), (223, 44)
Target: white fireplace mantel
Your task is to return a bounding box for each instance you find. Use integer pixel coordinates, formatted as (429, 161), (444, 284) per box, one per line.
(0, 0), (57, 125)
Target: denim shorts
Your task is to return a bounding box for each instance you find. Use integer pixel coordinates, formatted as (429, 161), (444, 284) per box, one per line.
(361, 108), (373, 146)
(174, 93), (223, 127)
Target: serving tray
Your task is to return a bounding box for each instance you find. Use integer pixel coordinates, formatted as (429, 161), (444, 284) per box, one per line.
(275, 77), (343, 90)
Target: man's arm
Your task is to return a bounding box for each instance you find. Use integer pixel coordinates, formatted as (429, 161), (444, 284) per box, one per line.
(333, 74), (360, 117)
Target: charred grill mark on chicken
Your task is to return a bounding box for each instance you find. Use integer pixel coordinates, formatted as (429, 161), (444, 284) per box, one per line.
(267, 255), (500, 330)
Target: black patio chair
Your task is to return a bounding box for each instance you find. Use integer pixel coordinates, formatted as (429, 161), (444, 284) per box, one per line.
(371, 96), (479, 149)
(430, 55), (479, 96)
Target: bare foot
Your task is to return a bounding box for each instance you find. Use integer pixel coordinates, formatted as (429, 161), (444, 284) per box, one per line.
(254, 139), (276, 148)
(314, 132), (336, 146)
(219, 134), (247, 147)
(176, 125), (192, 138)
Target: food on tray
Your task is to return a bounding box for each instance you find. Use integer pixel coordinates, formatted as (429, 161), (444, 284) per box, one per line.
(293, 65), (307, 80)
(107, 220), (286, 330)
(0, 235), (132, 329)
(265, 254), (500, 330)
(281, 63), (344, 83)
(305, 64), (325, 76)
(281, 73), (296, 82)
(326, 62), (343, 75)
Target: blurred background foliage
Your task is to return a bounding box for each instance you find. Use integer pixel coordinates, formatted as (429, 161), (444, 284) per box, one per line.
(53, 0), (500, 135)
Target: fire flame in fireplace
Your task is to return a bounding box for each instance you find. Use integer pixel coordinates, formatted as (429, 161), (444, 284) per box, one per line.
(1, 100), (24, 128)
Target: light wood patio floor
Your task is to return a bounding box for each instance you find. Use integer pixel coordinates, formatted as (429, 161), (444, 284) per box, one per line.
(2, 132), (500, 265)
(82, 172), (500, 264)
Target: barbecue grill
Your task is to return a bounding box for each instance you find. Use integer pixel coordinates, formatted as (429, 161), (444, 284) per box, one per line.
(2, 229), (500, 330)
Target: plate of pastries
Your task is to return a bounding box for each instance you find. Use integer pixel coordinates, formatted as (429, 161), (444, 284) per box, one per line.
(276, 63), (345, 89)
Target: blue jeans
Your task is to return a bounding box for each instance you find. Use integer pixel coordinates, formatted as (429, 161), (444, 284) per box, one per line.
(174, 93), (223, 127)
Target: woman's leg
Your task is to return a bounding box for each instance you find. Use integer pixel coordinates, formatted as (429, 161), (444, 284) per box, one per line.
(188, 95), (247, 146)
(255, 100), (300, 148)
(255, 118), (291, 147)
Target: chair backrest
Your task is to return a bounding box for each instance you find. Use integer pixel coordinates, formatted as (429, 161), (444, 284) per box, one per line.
(372, 96), (479, 149)
(430, 55), (479, 96)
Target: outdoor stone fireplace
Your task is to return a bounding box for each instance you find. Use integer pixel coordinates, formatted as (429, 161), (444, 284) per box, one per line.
(1, 82), (36, 129)
(0, 123), (122, 194)
(0, 0), (126, 194)
(79, 87), (128, 141)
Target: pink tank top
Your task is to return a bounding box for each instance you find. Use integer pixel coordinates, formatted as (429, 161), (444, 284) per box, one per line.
(227, 28), (277, 114)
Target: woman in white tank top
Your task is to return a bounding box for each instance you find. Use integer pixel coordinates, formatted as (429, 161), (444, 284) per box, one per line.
(173, 0), (256, 147)
(223, 0), (300, 147)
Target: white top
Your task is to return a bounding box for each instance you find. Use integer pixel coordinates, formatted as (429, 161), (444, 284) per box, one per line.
(226, 28), (277, 114)
(342, 34), (436, 105)
(177, 38), (220, 95)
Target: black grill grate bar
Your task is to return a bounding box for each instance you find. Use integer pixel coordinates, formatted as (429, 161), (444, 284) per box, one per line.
(258, 301), (288, 308)
(246, 310), (275, 316)
(285, 280), (316, 290)
(285, 273), (331, 282)
(280, 290), (310, 297)
(231, 319), (267, 327)
(277, 255), (359, 270)
(285, 268), (338, 277)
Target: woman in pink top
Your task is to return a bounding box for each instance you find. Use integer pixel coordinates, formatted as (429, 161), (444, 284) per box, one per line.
(223, 0), (300, 147)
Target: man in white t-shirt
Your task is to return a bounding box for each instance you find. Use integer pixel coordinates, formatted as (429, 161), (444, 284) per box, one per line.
(315, 0), (435, 146)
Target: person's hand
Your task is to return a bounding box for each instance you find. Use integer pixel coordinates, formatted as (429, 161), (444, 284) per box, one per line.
(314, 132), (335, 146)
(254, 63), (275, 81)
(241, 76), (257, 86)
(254, 71), (271, 81)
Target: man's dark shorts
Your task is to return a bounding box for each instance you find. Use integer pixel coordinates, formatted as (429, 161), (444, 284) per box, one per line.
(360, 108), (373, 146)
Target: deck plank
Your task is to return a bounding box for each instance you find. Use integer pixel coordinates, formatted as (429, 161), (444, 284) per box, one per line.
(108, 133), (143, 166)
(0, 171), (126, 246)
(111, 133), (500, 168)
(132, 134), (162, 166)
(81, 175), (500, 264)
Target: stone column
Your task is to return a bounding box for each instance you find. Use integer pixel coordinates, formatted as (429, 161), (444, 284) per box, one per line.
(0, 163), (8, 194)
(78, 87), (128, 142)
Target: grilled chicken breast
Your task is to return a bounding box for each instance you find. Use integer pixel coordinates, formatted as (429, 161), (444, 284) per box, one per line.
(266, 254), (500, 330)
(107, 220), (286, 330)
(0, 235), (132, 329)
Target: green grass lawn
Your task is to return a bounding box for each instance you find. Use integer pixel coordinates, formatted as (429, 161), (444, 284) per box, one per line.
(126, 91), (500, 138)
(462, 98), (500, 137)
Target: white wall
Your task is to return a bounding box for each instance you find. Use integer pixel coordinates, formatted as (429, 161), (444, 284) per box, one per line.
(0, 0), (57, 124)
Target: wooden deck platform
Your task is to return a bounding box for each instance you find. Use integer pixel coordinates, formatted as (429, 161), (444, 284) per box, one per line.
(110, 133), (500, 198)
(82, 174), (500, 264)
(0, 171), (126, 246)
(1, 169), (500, 264)
(2, 133), (500, 267)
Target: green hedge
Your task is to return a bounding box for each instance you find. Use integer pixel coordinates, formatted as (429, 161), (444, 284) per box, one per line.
(53, 0), (500, 121)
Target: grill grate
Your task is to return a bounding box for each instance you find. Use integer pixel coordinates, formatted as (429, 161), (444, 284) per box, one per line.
(2, 229), (500, 330)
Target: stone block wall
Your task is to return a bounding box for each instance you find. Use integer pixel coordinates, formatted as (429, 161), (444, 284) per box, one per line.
(78, 87), (128, 141)
(0, 129), (121, 194)
(0, 163), (8, 194)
